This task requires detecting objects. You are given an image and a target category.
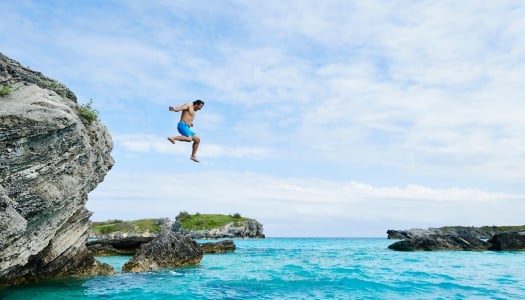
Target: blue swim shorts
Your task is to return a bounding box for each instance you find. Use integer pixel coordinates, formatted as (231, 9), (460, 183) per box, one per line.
(177, 121), (196, 137)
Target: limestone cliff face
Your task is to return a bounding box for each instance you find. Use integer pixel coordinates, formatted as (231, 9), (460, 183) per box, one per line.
(0, 52), (114, 287)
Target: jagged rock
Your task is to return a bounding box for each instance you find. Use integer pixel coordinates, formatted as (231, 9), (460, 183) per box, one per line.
(387, 227), (496, 240)
(387, 227), (525, 251)
(488, 231), (525, 251)
(200, 240), (236, 253)
(122, 231), (202, 273)
(0, 52), (114, 287)
(388, 234), (489, 251)
(386, 230), (409, 240)
(171, 220), (182, 232)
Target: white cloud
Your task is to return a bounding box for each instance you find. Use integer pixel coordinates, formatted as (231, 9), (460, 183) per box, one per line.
(114, 133), (273, 159)
(114, 134), (180, 154)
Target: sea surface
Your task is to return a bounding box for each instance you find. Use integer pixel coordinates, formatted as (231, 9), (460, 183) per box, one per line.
(2, 238), (525, 299)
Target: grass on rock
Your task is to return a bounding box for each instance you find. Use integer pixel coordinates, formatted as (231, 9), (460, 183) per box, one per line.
(176, 213), (250, 231)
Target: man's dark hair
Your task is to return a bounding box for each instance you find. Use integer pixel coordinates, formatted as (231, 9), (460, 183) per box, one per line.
(193, 99), (205, 106)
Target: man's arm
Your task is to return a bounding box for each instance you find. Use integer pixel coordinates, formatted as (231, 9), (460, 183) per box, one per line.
(169, 103), (191, 112)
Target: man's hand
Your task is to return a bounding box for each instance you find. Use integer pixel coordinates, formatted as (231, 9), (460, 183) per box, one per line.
(169, 106), (176, 112)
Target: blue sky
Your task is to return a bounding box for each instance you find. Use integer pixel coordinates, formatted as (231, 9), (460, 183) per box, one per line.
(2, 1), (524, 237)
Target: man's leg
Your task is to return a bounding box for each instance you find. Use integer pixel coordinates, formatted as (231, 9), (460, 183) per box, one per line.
(190, 135), (200, 162)
(167, 135), (193, 143)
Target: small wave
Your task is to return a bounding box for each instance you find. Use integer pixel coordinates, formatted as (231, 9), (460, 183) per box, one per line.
(169, 270), (183, 276)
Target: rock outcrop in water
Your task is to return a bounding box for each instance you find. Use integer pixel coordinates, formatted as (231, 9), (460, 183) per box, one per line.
(488, 231), (525, 251)
(86, 217), (262, 256)
(87, 234), (236, 256)
(388, 233), (489, 251)
(87, 236), (237, 256)
(87, 236), (155, 256)
(0, 52), (114, 287)
(386, 226), (508, 240)
(387, 227), (525, 251)
(122, 231), (203, 273)
(200, 240), (236, 253)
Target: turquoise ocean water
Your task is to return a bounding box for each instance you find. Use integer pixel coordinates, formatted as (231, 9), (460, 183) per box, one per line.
(2, 238), (525, 299)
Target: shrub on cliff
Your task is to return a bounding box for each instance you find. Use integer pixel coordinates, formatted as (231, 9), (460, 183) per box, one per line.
(176, 211), (192, 222)
(0, 85), (13, 96)
(78, 99), (99, 122)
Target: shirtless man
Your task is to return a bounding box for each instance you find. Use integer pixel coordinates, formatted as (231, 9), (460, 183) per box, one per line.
(167, 99), (205, 162)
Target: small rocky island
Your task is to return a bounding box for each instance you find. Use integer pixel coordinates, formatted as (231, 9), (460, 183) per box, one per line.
(86, 214), (260, 273)
(87, 214), (263, 257)
(387, 226), (525, 251)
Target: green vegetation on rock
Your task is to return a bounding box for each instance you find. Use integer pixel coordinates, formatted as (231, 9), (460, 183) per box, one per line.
(39, 79), (62, 90)
(92, 219), (162, 235)
(440, 225), (525, 233)
(176, 212), (250, 230)
(78, 99), (99, 122)
(0, 85), (13, 96)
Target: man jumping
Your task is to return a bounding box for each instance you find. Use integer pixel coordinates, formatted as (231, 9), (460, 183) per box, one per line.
(167, 99), (205, 162)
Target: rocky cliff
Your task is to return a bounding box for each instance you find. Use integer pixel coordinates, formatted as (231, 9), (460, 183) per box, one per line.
(176, 219), (265, 239)
(90, 217), (265, 240)
(0, 52), (114, 287)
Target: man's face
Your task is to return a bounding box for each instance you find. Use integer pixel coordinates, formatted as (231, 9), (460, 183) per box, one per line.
(195, 103), (204, 111)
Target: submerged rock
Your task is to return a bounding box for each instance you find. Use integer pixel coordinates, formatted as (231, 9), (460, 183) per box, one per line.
(122, 231), (203, 273)
(0, 52), (114, 287)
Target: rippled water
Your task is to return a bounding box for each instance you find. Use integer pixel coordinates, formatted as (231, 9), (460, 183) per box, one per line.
(2, 238), (524, 299)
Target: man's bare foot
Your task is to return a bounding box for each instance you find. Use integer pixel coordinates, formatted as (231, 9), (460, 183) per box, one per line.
(167, 137), (176, 144)
(190, 156), (200, 163)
